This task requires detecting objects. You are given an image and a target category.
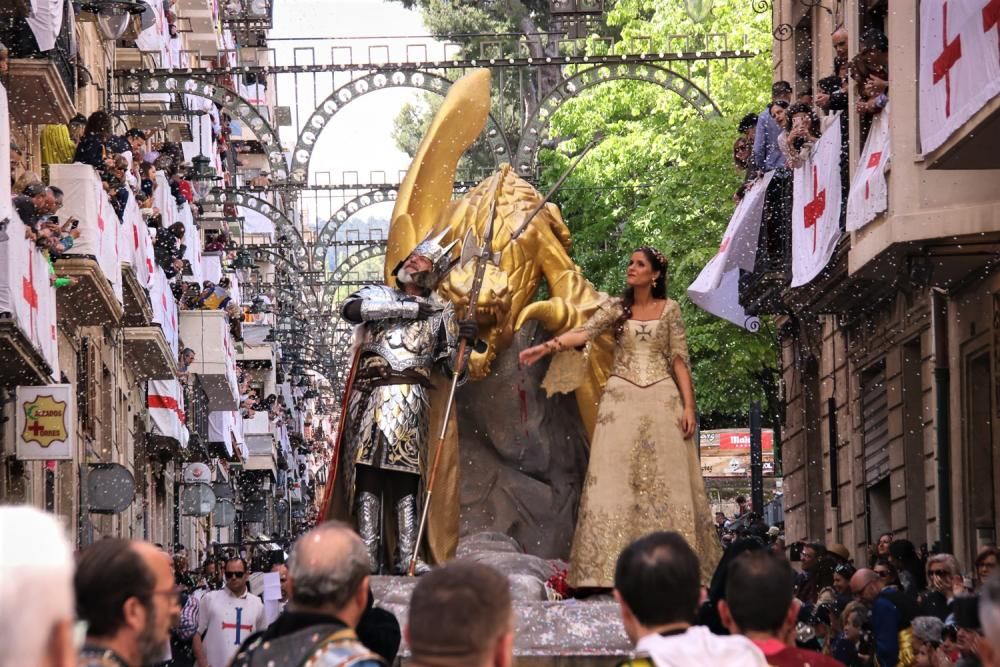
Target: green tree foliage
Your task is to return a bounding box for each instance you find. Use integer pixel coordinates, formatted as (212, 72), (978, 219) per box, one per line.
(536, 1), (778, 425)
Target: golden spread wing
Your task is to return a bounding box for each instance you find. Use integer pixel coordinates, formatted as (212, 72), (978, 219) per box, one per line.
(385, 69), (493, 281)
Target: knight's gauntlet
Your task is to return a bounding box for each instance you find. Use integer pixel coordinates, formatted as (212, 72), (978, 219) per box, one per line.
(359, 299), (419, 321)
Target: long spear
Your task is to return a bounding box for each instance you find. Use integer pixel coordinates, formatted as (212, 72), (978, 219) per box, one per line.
(408, 168), (506, 576)
(510, 131), (605, 241)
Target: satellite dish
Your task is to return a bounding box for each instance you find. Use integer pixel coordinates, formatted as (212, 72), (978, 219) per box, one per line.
(87, 464), (136, 514)
(180, 484), (217, 517)
(213, 499), (236, 527)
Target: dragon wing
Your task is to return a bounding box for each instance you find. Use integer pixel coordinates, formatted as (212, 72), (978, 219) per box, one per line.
(385, 69), (493, 281)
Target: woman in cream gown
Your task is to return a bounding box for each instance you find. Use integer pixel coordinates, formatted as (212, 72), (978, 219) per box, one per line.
(520, 247), (722, 588)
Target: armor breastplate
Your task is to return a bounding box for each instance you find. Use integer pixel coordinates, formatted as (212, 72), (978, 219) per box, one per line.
(349, 285), (455, 373)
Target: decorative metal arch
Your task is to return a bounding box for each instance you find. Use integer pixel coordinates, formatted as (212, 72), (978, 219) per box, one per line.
(311, 188), (397, 266)
(321, 244), (387, 307)
(514, 63), (721, 177)
(288, 70), (512, 184)
(203, 189), (300, 244)
(121, 73), (288, 180)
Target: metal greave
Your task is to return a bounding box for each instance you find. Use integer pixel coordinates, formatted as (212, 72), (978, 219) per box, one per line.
(393, 493), (430, 575)
(356, 490), (382, 574)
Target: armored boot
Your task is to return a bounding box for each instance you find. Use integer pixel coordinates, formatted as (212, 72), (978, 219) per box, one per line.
(393, 493), (431, 575)
(355, 491), (383, 574)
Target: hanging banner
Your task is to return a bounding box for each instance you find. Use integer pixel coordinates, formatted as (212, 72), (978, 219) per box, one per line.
(846, 104), (891, 232)
(687, 170), (775, 330)
(148, 379), (187, 447)
(919, 0), (1000, 155)
(16, 385), (74, 460)
(791, 115), (843, 288)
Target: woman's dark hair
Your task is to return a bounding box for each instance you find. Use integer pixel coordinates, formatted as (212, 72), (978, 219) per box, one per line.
(615, 246), (668, 338)
(785, 102), (821, 138)
(83, 110), (113, 140)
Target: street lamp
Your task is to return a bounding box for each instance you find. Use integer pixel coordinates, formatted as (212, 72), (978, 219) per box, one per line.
(187, 154), (218, 201)
(80, 0), (145, 41)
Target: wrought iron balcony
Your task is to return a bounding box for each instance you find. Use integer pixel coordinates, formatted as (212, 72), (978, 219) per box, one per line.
(221, 0), (272, 31)
(739, 169), (793, 317)
(0, 1), (77, 125)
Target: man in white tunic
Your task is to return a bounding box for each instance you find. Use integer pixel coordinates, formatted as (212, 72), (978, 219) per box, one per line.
(194, 557), (266, 667)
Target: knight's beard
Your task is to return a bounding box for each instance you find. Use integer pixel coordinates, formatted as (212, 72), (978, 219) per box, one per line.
(396, 267), (438, 290)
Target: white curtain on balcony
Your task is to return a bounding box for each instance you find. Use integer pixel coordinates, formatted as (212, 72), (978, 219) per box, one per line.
(0, 212), (60, 378)
(687, 170), (774, 331)
(179, 203), (204, 285)
(27, 0), (65, 52)
(150, 268), (179, 357)
(919, 0), (1000, 155)
(239, 206), (275, 236)
(0, 82), (9, 219)
(48, 163), (124, 304)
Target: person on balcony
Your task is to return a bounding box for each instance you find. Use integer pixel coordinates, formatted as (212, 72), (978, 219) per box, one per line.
(334, 230), (478, 575)
(196, 278), (232, 311)
(853, 29), (889, 120)
(779, 103), (822, 169)
(40, 113), (86, 167)
(751, 81), (793, 174)
(155, 221), (186, 278)
(73, 111), (113, 170)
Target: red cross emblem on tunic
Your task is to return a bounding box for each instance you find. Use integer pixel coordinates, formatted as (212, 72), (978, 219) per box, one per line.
(933, 1), (963, 118)
(985, 0), (1000, 59)
(864, 151), (883, 199)
(803, 165), (826, 253)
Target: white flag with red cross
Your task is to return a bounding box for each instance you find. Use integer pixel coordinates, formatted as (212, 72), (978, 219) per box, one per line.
(687, 170), (775, 330)
(846, 103), (891, 232)
(791, 115), (843, 288)
(920, 0), (1000, 155)
(148, 379), (188, 446)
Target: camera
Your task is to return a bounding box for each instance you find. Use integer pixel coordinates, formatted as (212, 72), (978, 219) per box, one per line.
(858, 626), (875, 656)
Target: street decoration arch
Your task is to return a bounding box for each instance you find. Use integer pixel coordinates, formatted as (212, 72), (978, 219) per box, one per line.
(288, 70), (513, 184)
(121, 73), (289, 180)
(202, 189), (300, 245)
(321, 244), (387, 307)
(311, 188), (397, 266)
(513, 63), (721, 177)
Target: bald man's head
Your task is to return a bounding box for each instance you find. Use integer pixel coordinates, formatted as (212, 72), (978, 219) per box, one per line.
(850, 568), (881, 603)
(288, 521), (369, 611)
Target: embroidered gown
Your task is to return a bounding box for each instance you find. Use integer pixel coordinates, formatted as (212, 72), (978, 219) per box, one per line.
(567, 298), (723, 588)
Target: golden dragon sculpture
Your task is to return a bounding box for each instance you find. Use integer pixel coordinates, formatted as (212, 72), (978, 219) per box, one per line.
(386, 69), (613, 436)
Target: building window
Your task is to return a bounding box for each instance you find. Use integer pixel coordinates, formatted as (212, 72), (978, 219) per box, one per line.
(861, 359), (890, 542)
(965, 349), (996, 548)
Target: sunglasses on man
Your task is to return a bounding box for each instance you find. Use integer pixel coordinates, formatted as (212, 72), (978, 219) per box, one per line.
(224, 570), (246, 579)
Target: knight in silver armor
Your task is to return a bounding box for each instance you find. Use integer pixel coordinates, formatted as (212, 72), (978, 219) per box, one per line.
(339, 230), (477, 575)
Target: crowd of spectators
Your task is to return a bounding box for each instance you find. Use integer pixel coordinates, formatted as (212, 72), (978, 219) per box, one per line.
(8, 103), (257, 366)
(8, 499), (1000, 667)
(733, 26), (890, 205)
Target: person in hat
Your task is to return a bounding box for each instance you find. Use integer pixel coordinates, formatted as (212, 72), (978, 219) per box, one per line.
(334, 230), (479, 575)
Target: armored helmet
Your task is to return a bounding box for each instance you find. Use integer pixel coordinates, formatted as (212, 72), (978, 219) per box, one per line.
(394, 228), (459, 287)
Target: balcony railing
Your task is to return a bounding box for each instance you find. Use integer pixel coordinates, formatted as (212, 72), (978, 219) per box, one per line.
(738, 170), (793, 317)
(0, 209), (60, 384)
(183, 377), (211, 448)
(49, 164), (125, 326)
(178, 310), (239, 410)
(0, 1), (76, 125)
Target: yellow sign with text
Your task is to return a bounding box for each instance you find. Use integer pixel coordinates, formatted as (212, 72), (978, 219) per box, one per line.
(16, 385), (74, 460)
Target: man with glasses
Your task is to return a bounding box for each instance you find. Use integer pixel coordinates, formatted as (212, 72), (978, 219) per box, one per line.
(851, 568), (906, 667)
(75, 538), (181, 667)
(193, 557), (266, 667)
